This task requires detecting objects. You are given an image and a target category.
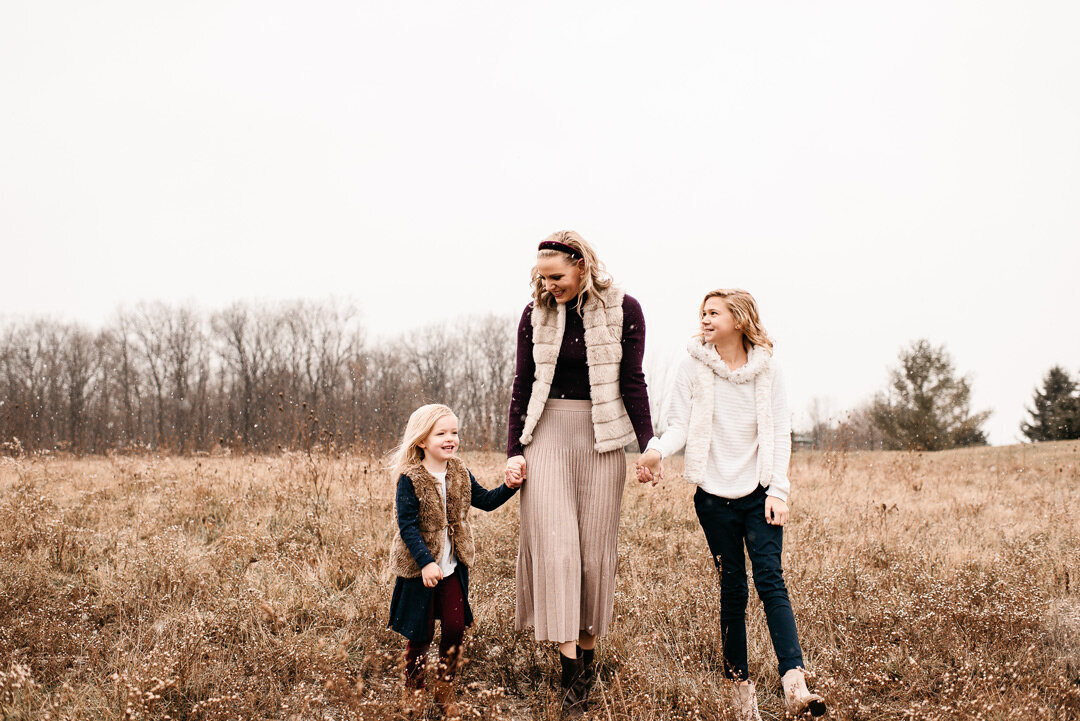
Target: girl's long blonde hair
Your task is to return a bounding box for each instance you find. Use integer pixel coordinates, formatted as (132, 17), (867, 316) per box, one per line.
(531, 230), (613, 313)
(389, 404), (457, 475)
(700, 289), (774, 353)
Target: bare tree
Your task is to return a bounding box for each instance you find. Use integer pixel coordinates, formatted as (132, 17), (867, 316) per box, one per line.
(212, 302), (282, 450)
(0, 301), (519, 455)
(62, 326), (99, 453)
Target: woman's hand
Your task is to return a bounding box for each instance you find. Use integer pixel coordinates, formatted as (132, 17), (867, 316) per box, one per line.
(421, 562), (443, 588)
(505, 455), (526, 488)
(765, 496), (789, 526)
(635, 449), (663, 486)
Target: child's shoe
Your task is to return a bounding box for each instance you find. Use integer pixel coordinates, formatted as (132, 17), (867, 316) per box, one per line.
(434, 651), (462, 720)
(432, 678), (461, 720)
(401, 685), (425, 720)
(402, 653), (425, 719)
(731, 680), (762, 721)
(781, 668), (826, 717)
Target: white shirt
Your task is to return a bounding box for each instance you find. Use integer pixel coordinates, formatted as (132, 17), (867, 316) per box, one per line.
(647, 356), (791, 502)
(431, 470), (459, 576)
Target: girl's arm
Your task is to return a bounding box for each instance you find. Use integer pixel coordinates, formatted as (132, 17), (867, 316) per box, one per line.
(644, 357), (694, 459)
(619, 295), (655, 451)
(766, 363), (792, 503)
(506, 303), (535, 458)
(396, 475), (437, 569)
(469, 470), (518, 511)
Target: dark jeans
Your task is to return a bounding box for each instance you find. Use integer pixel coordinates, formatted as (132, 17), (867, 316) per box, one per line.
(694, 485), (804, 680)
(404, 571), (466, 687)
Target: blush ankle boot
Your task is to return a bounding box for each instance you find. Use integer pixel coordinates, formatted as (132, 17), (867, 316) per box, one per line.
(781, 668), (826, 717)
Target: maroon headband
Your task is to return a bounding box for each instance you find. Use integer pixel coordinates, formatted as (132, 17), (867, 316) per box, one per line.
(538, 240), (583, 259)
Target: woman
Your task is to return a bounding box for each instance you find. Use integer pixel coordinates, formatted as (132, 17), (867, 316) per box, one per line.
(505, 230), (654, 716)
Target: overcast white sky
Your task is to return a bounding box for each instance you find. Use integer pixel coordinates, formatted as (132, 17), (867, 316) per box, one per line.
(2, 1), (1078, 445)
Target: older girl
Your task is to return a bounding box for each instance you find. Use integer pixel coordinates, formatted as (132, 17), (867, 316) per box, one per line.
(505, 230), (654, 715)
(388, 404), (522, 719)
(637, 289), (825, 720)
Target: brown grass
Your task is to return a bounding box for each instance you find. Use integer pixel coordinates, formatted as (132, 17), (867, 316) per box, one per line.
(1, 441), (1079, 720)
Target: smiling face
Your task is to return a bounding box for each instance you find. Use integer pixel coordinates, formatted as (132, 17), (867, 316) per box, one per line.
(418, 413), (459, 465)
(700, 296), (741, 346)
(536, 254), (585, 304)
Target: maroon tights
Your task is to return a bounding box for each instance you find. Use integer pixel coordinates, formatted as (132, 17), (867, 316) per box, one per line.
(404, 571), (466, 688)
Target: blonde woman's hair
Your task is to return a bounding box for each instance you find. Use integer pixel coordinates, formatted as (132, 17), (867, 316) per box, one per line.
(532, 230), (613, 313)
(389, 404), (457, 475)
(699, 289), (774, 353)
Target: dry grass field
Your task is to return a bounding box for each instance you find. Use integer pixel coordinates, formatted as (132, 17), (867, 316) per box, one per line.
(1, 442), (1079, 720)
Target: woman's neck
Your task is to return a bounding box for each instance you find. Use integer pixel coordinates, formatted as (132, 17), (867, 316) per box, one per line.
(422, 457), (448, 475)
(711, 336), (748, 370)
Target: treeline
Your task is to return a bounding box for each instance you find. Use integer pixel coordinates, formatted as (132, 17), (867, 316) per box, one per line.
(0, 300), (516, 455)
(806, 339), (1080, 451)
(806, 339), (990, 451)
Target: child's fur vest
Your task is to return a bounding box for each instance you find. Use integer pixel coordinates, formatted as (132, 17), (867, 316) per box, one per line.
(519, 284), (636, 453)
(388, 457), (476, 579)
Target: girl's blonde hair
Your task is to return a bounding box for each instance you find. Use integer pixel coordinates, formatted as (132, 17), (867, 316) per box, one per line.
(699, 289), (774, 353)
(531, 230), (613, 313)
(389, 404), (457, 475)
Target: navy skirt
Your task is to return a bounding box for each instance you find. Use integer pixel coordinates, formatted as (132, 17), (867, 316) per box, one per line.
(388, 565), (473, 642)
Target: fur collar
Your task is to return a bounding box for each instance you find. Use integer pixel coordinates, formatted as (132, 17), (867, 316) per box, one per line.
(685, 337), (772, 383)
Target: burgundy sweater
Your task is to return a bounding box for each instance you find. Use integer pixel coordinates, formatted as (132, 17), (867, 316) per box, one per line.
(507, 293), (654, 457)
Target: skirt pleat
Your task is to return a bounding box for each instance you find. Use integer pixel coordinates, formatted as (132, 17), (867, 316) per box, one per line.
(516, 399), (626, 643)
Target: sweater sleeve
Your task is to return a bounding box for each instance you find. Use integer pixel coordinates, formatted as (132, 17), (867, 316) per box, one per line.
(645, 356), (693, 458)
(468, 470), (518, 511)
(506, 303), (535, 458)
(765, 362), (793, 503)
(619, 294), (654, 451)
(396, 475), (436, 569)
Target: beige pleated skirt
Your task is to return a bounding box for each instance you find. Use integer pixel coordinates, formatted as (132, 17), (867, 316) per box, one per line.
(516, 399), (627, 643)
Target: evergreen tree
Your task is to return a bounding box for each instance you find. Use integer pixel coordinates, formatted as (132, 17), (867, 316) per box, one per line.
(1021, 366), (1079, 442)
(870, 339), (991, 451)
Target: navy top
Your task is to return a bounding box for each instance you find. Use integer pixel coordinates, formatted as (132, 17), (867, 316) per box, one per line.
(506, 293), (653, 457)
(395, 470), (518, 569)
(388, 468), (517, 642)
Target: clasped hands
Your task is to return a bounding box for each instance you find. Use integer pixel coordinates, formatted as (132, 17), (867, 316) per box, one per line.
(635, 448), (663, 486)
(504, 455), (526, 489)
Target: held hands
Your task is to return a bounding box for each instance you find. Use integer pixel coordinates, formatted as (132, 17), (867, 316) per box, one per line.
(765, 496), (789, 526)
(504, 455), (526, 489)
(421, 562), (443, 588)
(635, 449), (663, 486)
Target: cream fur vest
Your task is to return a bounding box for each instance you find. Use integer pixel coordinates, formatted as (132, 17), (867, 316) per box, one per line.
(519, 285), (636, 453)
(683, 338), (775, 487)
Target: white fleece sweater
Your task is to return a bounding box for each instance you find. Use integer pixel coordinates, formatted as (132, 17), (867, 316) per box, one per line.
(646, 349), (792, 502)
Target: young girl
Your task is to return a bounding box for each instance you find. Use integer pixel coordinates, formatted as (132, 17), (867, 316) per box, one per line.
(636, 289), (826, 720)
(387, 404), (523, 719)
